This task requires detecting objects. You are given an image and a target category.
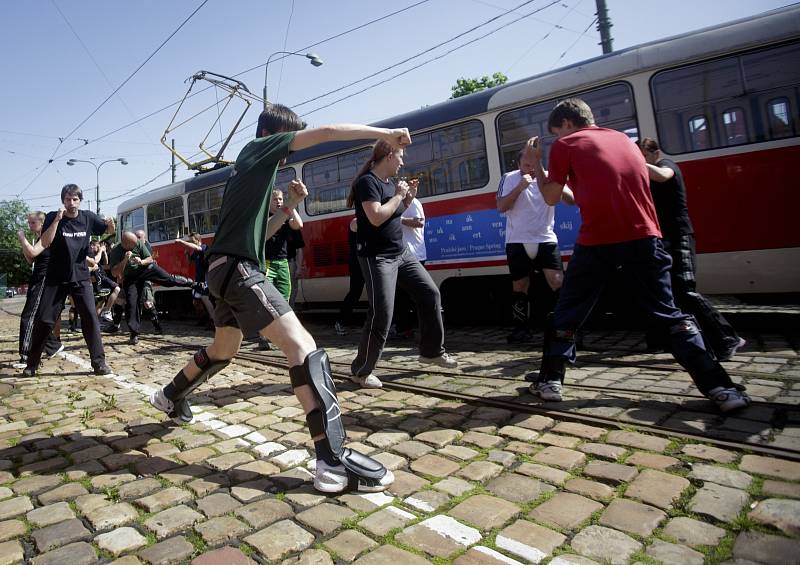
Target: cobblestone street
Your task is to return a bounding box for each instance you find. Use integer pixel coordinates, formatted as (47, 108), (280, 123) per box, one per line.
(0, 298), (799, 564)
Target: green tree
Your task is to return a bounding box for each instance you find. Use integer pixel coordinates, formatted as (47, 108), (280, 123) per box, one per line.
(450, 72), (509, 99)
(0, 199), (33, 287)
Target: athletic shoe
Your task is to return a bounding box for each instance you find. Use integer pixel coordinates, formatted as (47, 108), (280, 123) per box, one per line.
(418, 352), (458, 368)
(150, 389), (193, 424)
(12, 357), (27, 370)
(530, 380), (563, 401)
(507, 327), (533, 344)
(708, 386), (751, 412)
(718, 337), (747, 362)
(47, 344), (65, 359)
(350, 374), (383, 389)
(313, 459), (395, 493)
(93, 364), (113, 376)
(258, 339), (275, 351)
(100, 309), (113, 323)
(334, 321), (347, 336)
(129, 334), (138, 345)
(22, 366), (36, 377)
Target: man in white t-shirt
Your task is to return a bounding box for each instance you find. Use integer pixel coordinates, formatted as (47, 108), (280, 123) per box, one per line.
(497, 142), (574, 344)
(393, 182), (427, 336)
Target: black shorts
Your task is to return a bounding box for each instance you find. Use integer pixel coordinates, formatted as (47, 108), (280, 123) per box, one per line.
(206, 255), (292, 338)
(94, 269), (119, 292)
(506, 242), (563, 281)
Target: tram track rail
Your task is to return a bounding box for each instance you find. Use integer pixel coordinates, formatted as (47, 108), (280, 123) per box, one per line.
(135, 334), (800, 462)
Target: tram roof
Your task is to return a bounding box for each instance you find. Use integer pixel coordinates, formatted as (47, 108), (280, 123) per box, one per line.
(120, 3), (800, 212)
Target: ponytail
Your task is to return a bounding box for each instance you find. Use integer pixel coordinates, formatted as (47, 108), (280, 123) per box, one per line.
(347, 139), (396, 208)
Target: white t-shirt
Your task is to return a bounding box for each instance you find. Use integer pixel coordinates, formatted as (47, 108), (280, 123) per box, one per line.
(401, 198), (426, 261)
(497, 170), (557, 244)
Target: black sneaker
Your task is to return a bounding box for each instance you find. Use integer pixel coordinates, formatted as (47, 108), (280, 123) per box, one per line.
(93, 364), (113, 376)
(22, 366), (36, 377)
(129, 334), (139, 345)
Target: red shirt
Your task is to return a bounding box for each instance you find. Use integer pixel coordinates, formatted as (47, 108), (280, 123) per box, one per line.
(548, 126), (661, 246)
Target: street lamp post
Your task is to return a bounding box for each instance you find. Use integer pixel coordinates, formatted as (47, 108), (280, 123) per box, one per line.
(66, 158), (128, 215)
(263, 51), (323, 110)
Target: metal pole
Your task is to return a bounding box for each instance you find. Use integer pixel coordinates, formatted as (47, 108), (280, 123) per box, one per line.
(171, 139), (176, 183)
(595, 0), (613, 54)
(95, 165), (100, 215)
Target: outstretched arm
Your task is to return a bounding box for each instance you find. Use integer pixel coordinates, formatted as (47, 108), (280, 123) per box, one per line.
(291, 125), (411, 153)
(175, 239), (203, 251)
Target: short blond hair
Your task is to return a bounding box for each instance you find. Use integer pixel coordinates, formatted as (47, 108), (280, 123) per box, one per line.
(28, 211), (45, 223)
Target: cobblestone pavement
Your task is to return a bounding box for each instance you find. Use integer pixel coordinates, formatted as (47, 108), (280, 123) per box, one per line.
(0, 298), (799, 564)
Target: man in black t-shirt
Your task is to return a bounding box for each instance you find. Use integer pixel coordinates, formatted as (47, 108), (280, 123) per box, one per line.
(24, 184), (115, 376)
(640, 138), (744, 361)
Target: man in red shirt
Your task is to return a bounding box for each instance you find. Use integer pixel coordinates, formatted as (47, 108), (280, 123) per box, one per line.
(528, 98), (749, 412)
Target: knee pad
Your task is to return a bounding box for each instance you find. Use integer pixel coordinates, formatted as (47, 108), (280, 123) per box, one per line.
(171, 348), (230, 401)
(290, 349), (388, 487)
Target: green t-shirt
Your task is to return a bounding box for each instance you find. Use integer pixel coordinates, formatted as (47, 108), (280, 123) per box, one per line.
(108, 240), (151, 277)
(209, 132), (295, 265)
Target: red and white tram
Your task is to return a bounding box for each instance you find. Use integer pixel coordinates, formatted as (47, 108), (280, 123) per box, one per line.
(118, 5), (800, 315)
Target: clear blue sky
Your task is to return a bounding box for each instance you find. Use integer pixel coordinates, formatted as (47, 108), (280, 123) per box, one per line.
(0, 0), (790, 217)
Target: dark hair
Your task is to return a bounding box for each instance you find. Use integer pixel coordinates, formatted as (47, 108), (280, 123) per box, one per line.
(347, 140), (397, 208)
(255, 104), (304, 137)
(639, 137), (660, 152)
(547, 98), (595, 133)
(60, 183), (83, 202)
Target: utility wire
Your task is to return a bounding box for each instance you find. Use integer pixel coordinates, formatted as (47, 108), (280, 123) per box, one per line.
(274, 0), (296, 102)
(550, 15), (598, 69)
(59, 0), (209, 143)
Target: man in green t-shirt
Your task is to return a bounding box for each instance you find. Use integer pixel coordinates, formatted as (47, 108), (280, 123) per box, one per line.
(149, 103), (411, 494)
(110, 231), (193, 344)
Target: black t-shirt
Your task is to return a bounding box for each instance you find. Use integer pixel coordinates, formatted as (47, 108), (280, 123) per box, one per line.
(30, 238), (50, 280)
(43, 210), (107, 283)
(354, 172), (405, 257)
(287, 228), (305, 261)
(264, 222), (292, 261)
(190, 243), (209, 282)
(649, 159), (694, 240)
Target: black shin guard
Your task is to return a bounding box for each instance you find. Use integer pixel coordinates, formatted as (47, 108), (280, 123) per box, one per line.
(166, 348), (230, 402)
(290, 349), (389, 490)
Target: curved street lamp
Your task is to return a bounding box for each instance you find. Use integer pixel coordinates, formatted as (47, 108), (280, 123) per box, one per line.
(66, 157), (128, 215)
(263, 51), (323, 110)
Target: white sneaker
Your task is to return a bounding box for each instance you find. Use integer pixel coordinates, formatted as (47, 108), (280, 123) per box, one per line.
(149, 389), (174, 414)
(314, 459), (395, 493)
(100, 309), (113, 323)
(418, 352), (458, 368)
(350, 374), (382, 389)
(48, 344), (65, 359)
(12, 358), (27, 369)
(530, 380), (563, 401)
(709, 386), (751, 412)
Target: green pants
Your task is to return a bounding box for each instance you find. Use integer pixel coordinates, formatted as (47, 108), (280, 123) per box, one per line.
(264, 258), (291, 301)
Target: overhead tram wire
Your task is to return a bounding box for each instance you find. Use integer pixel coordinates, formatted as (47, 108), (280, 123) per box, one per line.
(550, 15), (598, 69)
(274, 0), (297, 102)
(43, 1), (433, 167)
(13, 0), (208, 202)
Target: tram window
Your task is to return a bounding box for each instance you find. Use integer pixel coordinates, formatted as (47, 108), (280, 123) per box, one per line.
(147, 197), (184, 243)
(497, 82), (638, 172)
(742, 43), (800, 91)
(274, 168), (297, 194)
(303, 147), (372, 216)
(187, 184), (224, 235)
(688, 115), (711, 150)
(767, 97), (794, 139)
(120, 207), (144, 235)
(652, 41), (800, 153)
(722, 107), (748, 146)
(399, 120), (489, 198)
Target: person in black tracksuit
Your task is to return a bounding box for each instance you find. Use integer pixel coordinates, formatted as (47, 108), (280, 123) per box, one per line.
(15, 212), (63, 368)
(24, 184), (115, 376)
(335, 218), (364, 335)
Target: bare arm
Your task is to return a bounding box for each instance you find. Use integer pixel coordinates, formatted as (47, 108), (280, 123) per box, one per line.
(646, 163), (675, 183)
(175, 239), (203, 251)
(290, 125), (411, 153)
(16, 231), (38, 263)
(362, 179), (410, 227)
(267, 180), (308, 239)
(111, 252), (131, 279)
(288, 209), (303, 230)
(39, 209), (64, 249)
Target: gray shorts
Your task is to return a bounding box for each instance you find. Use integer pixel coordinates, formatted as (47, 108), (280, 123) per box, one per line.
(206, 255), (292, 337)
